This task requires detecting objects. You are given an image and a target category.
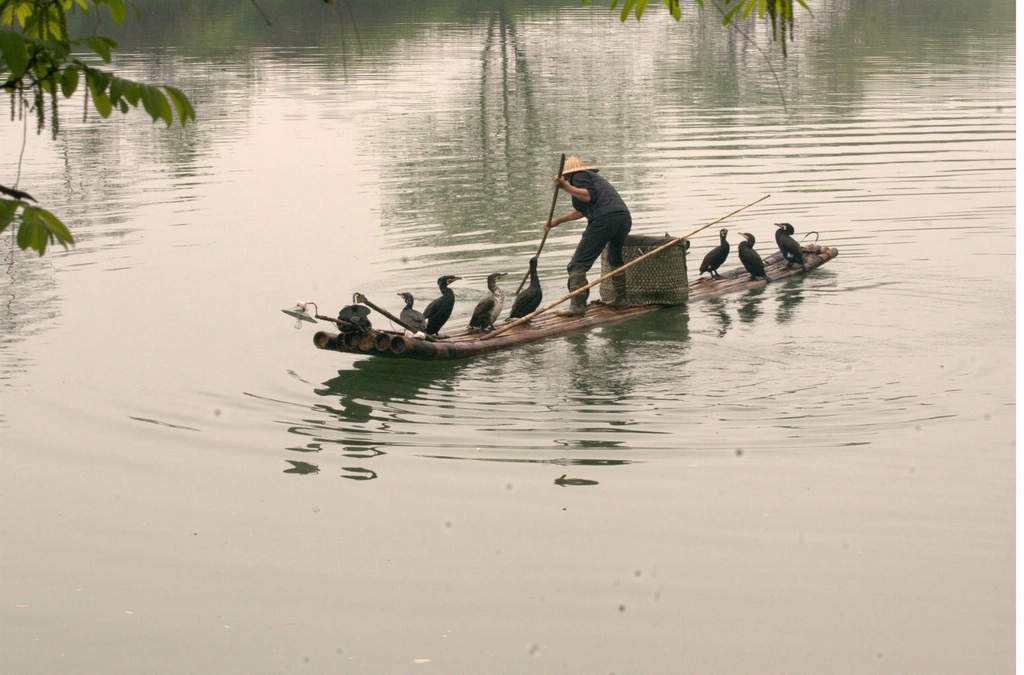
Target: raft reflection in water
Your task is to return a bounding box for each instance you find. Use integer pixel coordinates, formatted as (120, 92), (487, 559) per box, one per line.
(282, 308), (693, 480)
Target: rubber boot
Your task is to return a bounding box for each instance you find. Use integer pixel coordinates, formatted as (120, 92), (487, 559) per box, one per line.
(609, 273), (629, 308)
(557, 271), (589, 317)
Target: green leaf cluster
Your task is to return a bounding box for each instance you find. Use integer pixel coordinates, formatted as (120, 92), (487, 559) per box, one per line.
(720, 0), (808, 55)
(1, 0), (197, 257)
(601, 0), (686, 22)
(79, 67), (196, 126)
(586, 0), (810, 54)
(0, 197), (73, 256)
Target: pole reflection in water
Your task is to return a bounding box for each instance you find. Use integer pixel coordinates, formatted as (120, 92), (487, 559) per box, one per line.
(340, 466), (377, 481)
(554, 474), (600, 487)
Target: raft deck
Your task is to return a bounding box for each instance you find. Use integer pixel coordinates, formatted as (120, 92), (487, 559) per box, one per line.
(313, 244), (838, 360)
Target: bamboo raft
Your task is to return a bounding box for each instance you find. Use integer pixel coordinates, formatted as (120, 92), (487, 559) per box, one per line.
(312, 243), (837, 360)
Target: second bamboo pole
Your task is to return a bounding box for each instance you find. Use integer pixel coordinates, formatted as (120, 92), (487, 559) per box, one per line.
(515, 153), (567, 295)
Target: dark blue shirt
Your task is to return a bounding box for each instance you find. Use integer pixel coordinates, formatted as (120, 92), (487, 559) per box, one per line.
(569, 170), (630, 224)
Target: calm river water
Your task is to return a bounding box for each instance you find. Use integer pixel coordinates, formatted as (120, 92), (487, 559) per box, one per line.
(1, 1), (1015, 673)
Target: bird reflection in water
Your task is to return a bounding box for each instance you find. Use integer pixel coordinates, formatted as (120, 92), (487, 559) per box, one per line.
(737, 285), (768, 324)
(702, 296), (732, 337)
(283, 460), (320, 475)
(278, 357), (469, 480)
(775, 277), (806, 324)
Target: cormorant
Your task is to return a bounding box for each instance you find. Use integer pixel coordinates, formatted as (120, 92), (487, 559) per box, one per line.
(737, 232), (770, 282)
(336, 304), (372, 334)
(468, 272), (508, 332)
(508, 257), (543, 319)
(422, 274), (460, 335)
(699, 228), (730, 280)
(774, 222), (806, 271)
(396, 292), (425, 332)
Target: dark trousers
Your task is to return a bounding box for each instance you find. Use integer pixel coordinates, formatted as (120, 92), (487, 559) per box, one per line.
(567, 212), (632, 276)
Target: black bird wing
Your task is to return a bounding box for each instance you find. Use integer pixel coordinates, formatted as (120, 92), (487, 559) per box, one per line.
(469, 296), (496, 327)
(778, 234), (804, 262)
(509, 286), (542, 318)
(700, 243), (728, 271)
(422, 296), (444, 320)
(738, 244), (765, 276)
(422, 293), (454, 333)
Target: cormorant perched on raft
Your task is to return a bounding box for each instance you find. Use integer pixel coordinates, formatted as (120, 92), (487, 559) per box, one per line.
(336, 304), (372, 334)
(737, 232), (770, 282)
(508, 257), (543, 320)
(468, 272), (507, 332)
(422, 274), (461, 335)
(699, 228), (730, 280)
(396, 292), (425, 332)
(774, 222), (806, 271)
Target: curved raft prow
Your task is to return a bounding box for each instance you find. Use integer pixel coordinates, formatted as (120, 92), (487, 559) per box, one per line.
(314, 244), (838, 360)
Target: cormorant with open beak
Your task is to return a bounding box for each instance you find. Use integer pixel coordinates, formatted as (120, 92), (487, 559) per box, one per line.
(423, 274), (460, 335)
(699, 228), (730, 280)
(737, 232), (770, 282)
(509, 257), (543, 320)
(468, 272), (507, 332)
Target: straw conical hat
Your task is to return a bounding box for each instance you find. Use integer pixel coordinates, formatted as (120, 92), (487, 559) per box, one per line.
(561, 155), (599, 176)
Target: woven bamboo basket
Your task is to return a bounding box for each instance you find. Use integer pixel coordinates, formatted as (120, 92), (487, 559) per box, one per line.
(599, 233), (689, 305)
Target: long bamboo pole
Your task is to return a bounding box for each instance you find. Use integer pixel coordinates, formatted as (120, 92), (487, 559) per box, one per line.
(484, 194), (771, 340)
(515, 153), (566, 295)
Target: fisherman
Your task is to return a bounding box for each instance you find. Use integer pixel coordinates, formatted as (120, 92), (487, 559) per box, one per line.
(545, 155), (632, 316)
